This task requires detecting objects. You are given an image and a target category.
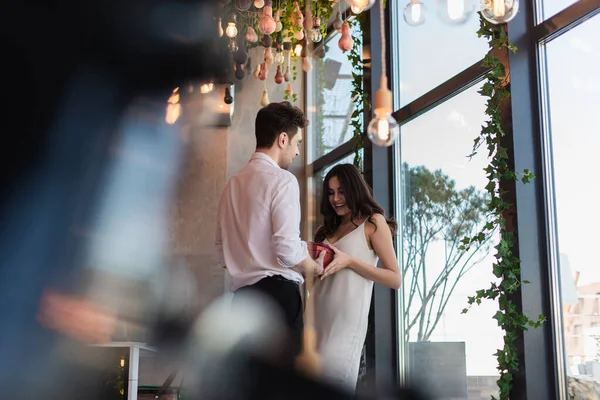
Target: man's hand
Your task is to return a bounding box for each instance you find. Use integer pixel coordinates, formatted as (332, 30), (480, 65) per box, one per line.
(292, 250), (326, 276)
(313, 250), (326, 276)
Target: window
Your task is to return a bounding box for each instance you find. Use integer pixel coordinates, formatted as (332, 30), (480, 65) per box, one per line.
(395, 5), (488, 106)
(395, 83), (502, 400)
(542, 12), (600, 381)
(538, 0), (580, 22)
(306, 28), (362, 163)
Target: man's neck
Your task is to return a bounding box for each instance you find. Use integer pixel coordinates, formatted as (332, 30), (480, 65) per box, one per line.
(256, 148), (280, 167)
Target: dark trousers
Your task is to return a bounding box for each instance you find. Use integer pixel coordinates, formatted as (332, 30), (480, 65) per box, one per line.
(234, 275), (304, 362)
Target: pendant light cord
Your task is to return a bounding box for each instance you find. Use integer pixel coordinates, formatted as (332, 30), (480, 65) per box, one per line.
(380, 0), (386, 81)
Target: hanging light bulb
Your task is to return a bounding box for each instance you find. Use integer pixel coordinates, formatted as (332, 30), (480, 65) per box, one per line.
(165, 88), (181, 125)
(275, 10), (283, 32)
(437, 0), (473, 24)
(264, 46), (274, 64)
(260, 88), (270, 106)
(200, 82), (214, 94)
(338, 22), (353, 52)
(246, 26), (259, 43)
(228, 39), (238, 52)
(367, 110), (400, 146)
(226, 13), (238, 38)
(333, 12), (343, 32)
(233, 42), (248, 65)
(351, 4), (364, 14)
(254, 0), (265, 8)
(262, 34), (273, 48)
(235, 63), (246, 80)
(403, 0), (427, 26)
(274, 64), (284, 84)
(294, 43), (303, 57)
(311, 18), (323, 43)
(218, 17), (224, 37)
(291, 2), (304, 26)
(275, 48), (284, 64)
(284, 42), (291, 81)
(235, 0), (252, 11)
(258, 3), (277, 35)
(286, 83), (294, 96)
(224, 86), (234, 104)
(368, 0), (400, 147)
(258, 62), (268, 80)
(303, 9), (314, 33)
(302, 57), (312, 72)
(348, 0), (376, 11)
(294, 30), (304, 40)
(480, 0), (519, 24)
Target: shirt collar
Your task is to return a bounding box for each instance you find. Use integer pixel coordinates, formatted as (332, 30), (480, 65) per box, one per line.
(251, 152), (279, 168)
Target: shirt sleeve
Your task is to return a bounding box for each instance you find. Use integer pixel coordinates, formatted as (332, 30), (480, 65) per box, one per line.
(271, 173), (308, 268)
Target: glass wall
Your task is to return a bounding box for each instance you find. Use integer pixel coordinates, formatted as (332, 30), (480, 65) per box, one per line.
(394, 82), (502, 399)
(397, 7), (488, 106)
(306, 26), (363, 163)
(389, 0), (510, 396)
(541, 11), (600, 389)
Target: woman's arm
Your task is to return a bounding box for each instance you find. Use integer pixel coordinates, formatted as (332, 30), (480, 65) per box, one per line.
(321, 214), (402, 290)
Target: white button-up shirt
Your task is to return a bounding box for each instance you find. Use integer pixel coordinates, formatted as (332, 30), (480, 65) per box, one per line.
(215, 152), (308, 291)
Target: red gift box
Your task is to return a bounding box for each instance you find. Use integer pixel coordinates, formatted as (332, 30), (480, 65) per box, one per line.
(307, 241), (334, 269)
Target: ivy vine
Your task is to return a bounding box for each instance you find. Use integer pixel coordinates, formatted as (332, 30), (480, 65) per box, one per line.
(347, 13), (369, 169)
(460, 15), (545, 400)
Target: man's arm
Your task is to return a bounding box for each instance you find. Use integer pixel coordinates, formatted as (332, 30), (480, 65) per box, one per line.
(270, 174), (311, 270)
(291, 251), (325, 276)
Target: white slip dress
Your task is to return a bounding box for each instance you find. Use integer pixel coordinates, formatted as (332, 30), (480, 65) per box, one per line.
(312, 221), (378, 392)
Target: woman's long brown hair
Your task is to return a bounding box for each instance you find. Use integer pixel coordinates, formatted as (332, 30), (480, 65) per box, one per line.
(314, 164), (397, 242)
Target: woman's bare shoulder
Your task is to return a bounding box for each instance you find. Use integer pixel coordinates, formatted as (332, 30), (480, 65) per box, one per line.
(365, 213), (388, 234)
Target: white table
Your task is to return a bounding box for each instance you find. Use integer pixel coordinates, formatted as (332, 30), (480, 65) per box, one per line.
(90, 342), (157, 400)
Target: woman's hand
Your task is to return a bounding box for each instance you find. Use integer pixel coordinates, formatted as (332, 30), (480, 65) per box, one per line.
(321, 245), (353, 279)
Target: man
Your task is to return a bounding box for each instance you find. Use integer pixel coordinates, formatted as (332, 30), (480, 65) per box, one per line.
(215, 101), (324, 360)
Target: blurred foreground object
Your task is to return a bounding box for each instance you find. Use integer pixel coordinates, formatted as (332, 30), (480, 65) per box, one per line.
(294, 263), (322, 377)
(0, 0), (227, 397)
(155, 293), (431, 400)
(38, 290), (118, 344)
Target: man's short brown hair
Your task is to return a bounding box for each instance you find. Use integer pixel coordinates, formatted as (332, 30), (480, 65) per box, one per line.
(255, 102), (309, 149)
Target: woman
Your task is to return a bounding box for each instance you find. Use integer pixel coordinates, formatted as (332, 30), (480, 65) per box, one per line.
(312, 163), (401, 392)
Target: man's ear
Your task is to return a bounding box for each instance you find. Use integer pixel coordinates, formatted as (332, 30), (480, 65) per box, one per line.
(277, 131), (288, 148)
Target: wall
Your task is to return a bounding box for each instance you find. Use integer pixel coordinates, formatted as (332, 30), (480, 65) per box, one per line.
(145, 47), (306, 387)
